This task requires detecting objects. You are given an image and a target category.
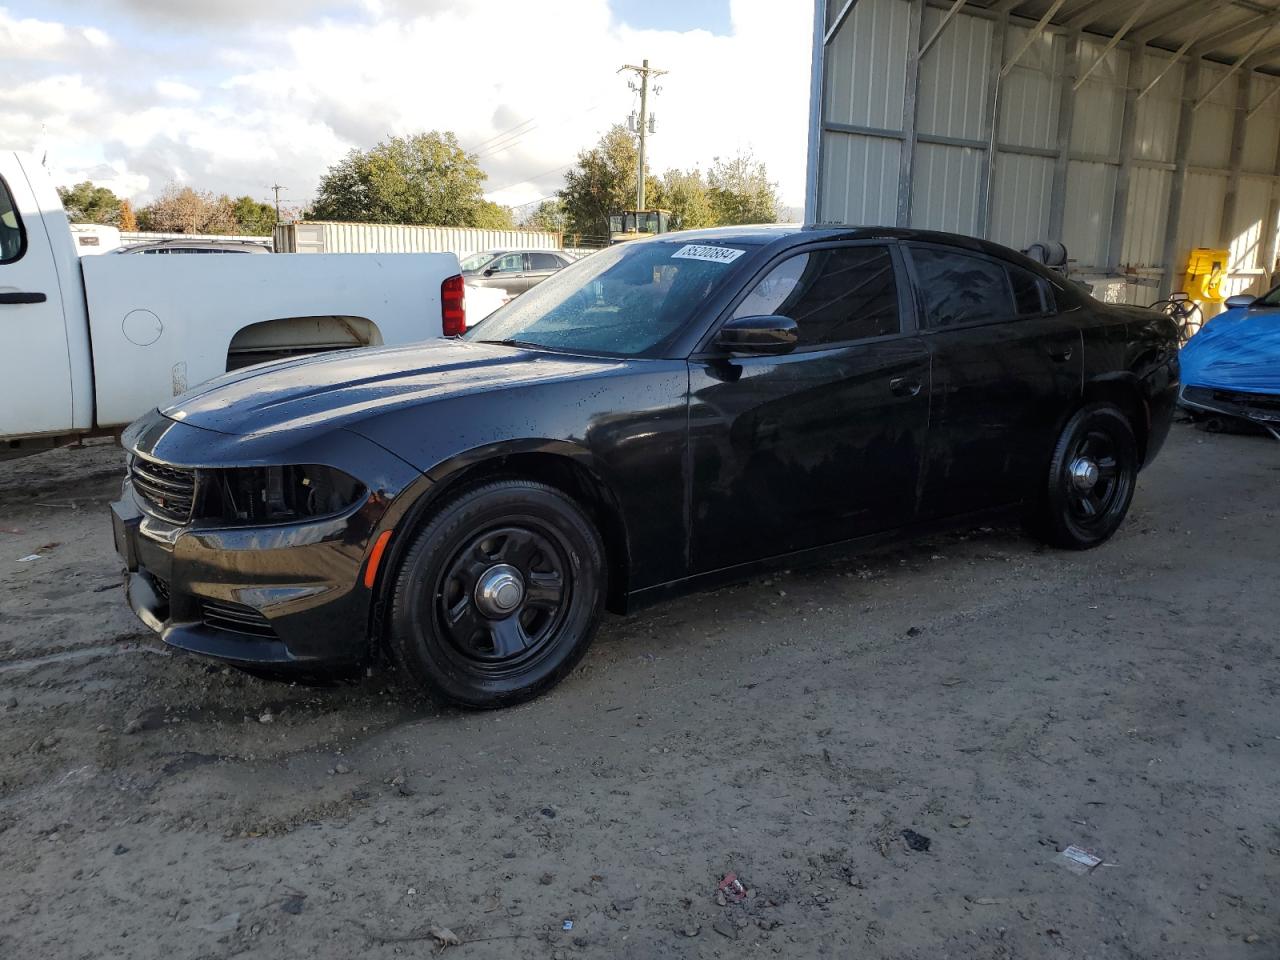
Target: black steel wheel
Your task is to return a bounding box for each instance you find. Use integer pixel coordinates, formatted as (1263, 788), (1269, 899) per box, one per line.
(386, 479), (605, 708)
(1038, 403), (1138, 550)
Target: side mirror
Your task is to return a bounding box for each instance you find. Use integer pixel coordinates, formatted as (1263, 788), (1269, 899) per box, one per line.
(714, 315), (799, 356)
(1223, 294), (1256, 310)
(483, 267), (496, 277)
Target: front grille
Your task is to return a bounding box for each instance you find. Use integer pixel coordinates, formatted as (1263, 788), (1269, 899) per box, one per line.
(150, 575), (170, 604)
(131, 457), (196, 523)
(201, 598), (276, 639)
(1212, 389), (1280, 413)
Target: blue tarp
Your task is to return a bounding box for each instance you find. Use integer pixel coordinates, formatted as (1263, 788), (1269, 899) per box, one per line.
(1180, 306), (1280, 395)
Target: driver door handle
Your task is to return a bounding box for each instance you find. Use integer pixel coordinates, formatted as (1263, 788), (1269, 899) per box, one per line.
(0, 291), (47, 304)
(890, 376), (922, 397)
(1048, 344), (1074, 362)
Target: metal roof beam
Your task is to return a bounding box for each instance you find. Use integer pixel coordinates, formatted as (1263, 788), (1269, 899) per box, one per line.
(1001, 0), (1069, 77)
(1133, 0), (1233, 43)
(1136, 23), (1207, 101)
(1064, 0), (1113, 31)
(918, 0), (969, 58)
(823, 0), (858, 46)
(1073, 0), (1154, 90)
(1246, 74), (1280, 118)
(1190, 12), (1280, 56)
(1242, 37), (1280, 68)
(1194, 24), (1279, 109)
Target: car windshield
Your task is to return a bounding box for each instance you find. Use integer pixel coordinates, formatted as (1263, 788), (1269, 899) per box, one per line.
(460, 252), (498, 271)
(463, 239), (748, 356)
(1254, 285), (1280, 308)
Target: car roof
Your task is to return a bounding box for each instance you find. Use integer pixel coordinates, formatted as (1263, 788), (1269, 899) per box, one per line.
(480, 249), (572, 255)
(649, 224), (1061, 277)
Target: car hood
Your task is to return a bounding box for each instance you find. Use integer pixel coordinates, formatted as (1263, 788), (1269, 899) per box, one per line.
(161, 338), (623, 437)
(1180, 307), (1280, 394)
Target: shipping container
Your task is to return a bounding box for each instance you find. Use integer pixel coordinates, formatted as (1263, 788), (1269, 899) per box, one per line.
(273, 221), (564, 257)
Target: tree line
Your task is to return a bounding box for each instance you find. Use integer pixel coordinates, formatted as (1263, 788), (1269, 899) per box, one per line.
(57, 182), (279, 236)
(59, 126), (781, 242)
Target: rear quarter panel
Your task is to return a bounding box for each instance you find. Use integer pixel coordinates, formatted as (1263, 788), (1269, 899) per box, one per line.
(82, 252), (455, 427)
(1080, 298), (1180, 463)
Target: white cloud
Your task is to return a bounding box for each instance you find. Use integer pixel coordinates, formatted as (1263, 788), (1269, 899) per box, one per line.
(0, 0), (812, 210)
(82, 26), (111, 48)
(0, 7), (110, 60)
(154, 79), (200, 101)
(0, 73), (102, 114)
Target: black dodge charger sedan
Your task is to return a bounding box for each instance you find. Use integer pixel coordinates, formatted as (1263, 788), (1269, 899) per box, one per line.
(112, 226), (1179, 707)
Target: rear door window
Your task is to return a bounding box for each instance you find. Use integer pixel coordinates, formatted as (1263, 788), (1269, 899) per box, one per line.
(732, 245), (902, 347)
(0, 177), (25, 264)
(528, 252), (563, 271)
(1008, 264), (1053, 316)
(909, 247), (1015, 328)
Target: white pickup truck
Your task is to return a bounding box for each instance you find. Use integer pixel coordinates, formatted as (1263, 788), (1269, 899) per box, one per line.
(1, 152), (463, 457)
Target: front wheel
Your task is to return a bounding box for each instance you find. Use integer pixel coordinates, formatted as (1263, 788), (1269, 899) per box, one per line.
(1037, 403), (1139, 550)
(386, 479), (606, 708)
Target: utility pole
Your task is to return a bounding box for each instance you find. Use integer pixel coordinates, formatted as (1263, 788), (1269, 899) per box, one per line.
(270, 183), (286, 223)
(619, 59), (666, 211)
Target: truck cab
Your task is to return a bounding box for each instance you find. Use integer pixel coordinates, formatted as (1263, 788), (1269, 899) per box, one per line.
(0, 152), (94, 446)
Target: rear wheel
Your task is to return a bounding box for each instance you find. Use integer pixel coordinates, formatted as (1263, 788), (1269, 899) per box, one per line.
(1037, 403), (1138, 549)
(386, 479), (605, 708)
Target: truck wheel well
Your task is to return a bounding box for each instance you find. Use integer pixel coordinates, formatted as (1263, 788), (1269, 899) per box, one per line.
(1083, 381), (1149, 464)
(400, 453), (631, 615)
(225, 316), (383, 371)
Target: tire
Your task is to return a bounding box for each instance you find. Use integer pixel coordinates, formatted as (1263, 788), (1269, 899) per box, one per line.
(1037, 403), (1139, 550)
(385, 479), (605, 708)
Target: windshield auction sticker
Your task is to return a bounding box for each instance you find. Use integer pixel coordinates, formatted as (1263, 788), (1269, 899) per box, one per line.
(671, 244), (746, 265)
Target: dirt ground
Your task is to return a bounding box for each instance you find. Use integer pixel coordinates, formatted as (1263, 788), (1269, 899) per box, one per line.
(1, 423), (1277, 959)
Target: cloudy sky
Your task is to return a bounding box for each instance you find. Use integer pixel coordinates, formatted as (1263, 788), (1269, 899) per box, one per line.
(1, 0), (813, 215)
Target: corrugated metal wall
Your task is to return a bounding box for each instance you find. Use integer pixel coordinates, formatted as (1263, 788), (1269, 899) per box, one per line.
(273, 221), (563, 255)
(812, 0), (1280, 305)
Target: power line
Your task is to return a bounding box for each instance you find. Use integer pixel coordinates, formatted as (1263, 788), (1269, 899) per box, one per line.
(475, 124), (542, 160)
(474, 100), (612, 164)
(466, 117), (538, 154)
(485, 162), (576, 196)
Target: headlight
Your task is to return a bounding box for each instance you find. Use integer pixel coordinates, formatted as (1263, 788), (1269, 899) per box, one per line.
(195, 465), (366, 524)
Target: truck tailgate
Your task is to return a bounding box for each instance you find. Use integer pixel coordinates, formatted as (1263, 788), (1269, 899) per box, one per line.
(80, 252), (453, 428)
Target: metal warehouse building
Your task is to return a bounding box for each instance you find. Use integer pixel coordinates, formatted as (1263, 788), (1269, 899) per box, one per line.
(805, 0), (1280, 307)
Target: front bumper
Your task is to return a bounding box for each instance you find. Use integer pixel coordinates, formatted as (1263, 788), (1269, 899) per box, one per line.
(1179, 385), (1280, 437)
(112, 490), (376, 672)
(109, 410), (426, 674)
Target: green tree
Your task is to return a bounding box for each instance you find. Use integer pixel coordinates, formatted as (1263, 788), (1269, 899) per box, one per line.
(230, 195), (276, 235)
(57, 181), (122, 224)
(558, 125), (658, 241)
(310, 132), (488, 226)
(708, 151), (780, 225)
(472, 199), (515, 230)
(520, 198), (567, 233)
(651, 168), (715, 231)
